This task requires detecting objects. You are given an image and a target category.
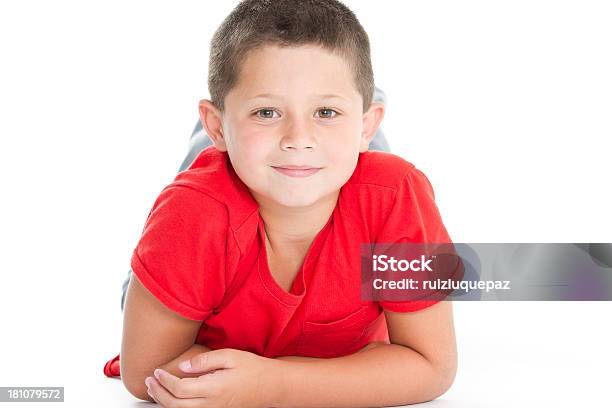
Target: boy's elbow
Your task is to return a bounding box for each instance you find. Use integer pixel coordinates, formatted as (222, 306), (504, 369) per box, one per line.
(120, 361), (154, 402)
(122, 376), (154, 402)
(433, 364), (457, 400)
(427, 354), (458, 401)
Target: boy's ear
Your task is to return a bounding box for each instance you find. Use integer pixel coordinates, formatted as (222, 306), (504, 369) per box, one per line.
(359, 102), (385, 152)
(198, 99), (228, 152)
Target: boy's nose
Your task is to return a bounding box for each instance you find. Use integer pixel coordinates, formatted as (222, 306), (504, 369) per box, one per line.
(279, 118), (317, 150)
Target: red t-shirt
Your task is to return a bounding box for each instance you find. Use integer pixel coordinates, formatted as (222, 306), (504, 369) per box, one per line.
(130, 146), (452, 359)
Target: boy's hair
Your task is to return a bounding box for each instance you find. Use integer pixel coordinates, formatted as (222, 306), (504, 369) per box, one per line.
(208, 0), (374, 114)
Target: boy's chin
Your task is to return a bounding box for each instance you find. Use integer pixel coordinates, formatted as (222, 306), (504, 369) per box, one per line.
(267, 191), (330, 209)
(272, 195), (321, 209)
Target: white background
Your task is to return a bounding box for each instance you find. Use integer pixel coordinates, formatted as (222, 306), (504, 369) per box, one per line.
(0, 0), (611, 406)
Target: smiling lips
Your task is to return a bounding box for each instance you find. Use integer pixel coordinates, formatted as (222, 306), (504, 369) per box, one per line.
(272, 164), (322, 177)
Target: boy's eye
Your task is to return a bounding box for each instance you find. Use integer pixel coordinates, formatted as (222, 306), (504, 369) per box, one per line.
(256, 108), (279, 119)
(316, 107), (338, 119)
(254, 107), (339, 120)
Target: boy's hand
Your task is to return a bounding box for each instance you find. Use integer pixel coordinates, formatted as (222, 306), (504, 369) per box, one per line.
(144, 348), (282, 408)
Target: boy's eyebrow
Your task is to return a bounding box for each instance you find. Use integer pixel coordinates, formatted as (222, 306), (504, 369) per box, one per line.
(248, 93), (349, 102)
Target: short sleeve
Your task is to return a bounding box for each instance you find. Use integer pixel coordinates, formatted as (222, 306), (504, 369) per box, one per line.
(376, 166), (454, 313)
(130, 185), (227, 321)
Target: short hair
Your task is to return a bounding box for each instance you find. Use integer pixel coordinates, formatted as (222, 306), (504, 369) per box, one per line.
(208, 0), (375, 114)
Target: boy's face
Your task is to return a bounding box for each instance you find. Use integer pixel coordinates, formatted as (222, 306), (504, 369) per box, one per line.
(200, 44), (384, 209)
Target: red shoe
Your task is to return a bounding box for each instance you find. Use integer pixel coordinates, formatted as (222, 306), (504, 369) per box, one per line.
(103, 353), (121, 378)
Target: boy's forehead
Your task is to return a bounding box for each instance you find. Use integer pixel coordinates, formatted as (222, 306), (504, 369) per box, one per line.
(232, 45), (360, 103)
(245, 93), (351, 103)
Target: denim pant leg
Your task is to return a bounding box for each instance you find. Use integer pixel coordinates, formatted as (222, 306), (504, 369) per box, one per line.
(120, 86), (391, 311)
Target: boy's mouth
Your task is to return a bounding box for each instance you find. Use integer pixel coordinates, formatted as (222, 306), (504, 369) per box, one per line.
(271, 164), (322, 178)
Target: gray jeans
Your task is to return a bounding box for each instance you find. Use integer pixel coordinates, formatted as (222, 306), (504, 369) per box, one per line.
(120, 86), (391, 311)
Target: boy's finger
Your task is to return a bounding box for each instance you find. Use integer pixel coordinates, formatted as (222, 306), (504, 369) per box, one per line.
(153, 368), (217, 399)
(180, 349), (235, 373)
(148, 376), (208, 407)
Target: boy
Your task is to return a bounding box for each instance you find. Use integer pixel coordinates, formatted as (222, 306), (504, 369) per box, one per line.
(117, 0), (457, 406)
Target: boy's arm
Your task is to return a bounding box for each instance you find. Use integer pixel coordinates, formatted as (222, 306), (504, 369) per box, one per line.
(121, 274), (209, 402)
(271, 301), (457, 408)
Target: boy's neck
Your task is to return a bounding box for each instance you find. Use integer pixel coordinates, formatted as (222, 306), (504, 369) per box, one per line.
(255, 190), (340, 249)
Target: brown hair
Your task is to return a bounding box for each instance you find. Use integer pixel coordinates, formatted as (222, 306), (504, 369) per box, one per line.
(208, 0), (374, 114)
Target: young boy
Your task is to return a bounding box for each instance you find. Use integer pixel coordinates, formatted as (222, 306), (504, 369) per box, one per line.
(116, 0), (457, 406)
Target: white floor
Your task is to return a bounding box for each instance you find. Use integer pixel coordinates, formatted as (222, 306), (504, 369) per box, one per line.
(2, 301), (610, 407)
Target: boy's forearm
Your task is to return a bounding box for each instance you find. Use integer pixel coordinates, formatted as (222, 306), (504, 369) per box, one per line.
(274, 341), (386, 363)
(272, 343), (452, 408)
(157, 343), (213, 378)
